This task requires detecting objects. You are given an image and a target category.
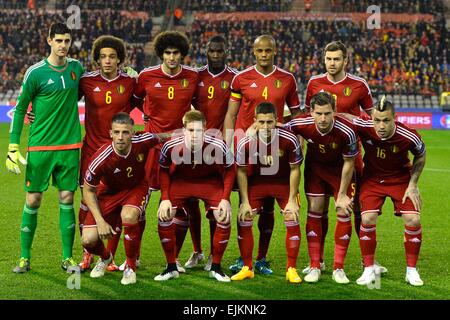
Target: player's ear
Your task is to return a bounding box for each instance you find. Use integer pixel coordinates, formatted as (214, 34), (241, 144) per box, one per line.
(109, 129), (113, 138)
(47, 37), (52, 46)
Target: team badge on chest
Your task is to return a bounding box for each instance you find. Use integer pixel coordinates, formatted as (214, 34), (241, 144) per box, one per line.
(221, 80), (229, 89)
(71, 71), (77, 81)
(343, 87), (352, 97)
(117, 84), (125, 94)
(274, 79), (282, 89)
(136, 153), (145, 162)
(180, 79), (189, 88)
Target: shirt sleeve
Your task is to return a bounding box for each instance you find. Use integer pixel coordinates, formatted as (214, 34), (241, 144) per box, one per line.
(229, 74), (242, 102)
(358, 81), (374, 112)
(9, 69), (37, 144)
(286, 74), (301, 111)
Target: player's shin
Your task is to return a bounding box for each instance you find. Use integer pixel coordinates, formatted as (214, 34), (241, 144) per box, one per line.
(59, 203), (76, 259)
(158, 220), (177, 264)
(123, 222), (140, 271)
(359, 224), (377, 267)
(285, 220), (301, 269)
(20, 204), (38, 260)
(320, 210), (328, 262)
(238, 220), (254, 268)
(306, 212), (322, 268)
(334, 214), (352, 270)
(404, 224), (422, 267)
(257, 210), (274, 261)
(212, 222), (231, 264)
(174, 212), (189, 258)
(187, 201), (203, 253)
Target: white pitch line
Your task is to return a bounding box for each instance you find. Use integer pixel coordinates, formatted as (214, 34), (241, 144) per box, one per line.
(425, 168), (450, 172)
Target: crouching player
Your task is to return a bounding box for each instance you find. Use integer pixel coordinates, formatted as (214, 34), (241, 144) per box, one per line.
(350, 97), (426, 286)
(81, 113), (163, 285)
(155, 110), (235, 282)
(232, 102), (303, 283)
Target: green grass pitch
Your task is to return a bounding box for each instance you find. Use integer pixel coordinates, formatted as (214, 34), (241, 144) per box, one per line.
(0, 124), (449, 300)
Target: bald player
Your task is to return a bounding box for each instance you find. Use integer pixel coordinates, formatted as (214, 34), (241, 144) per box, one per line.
(224, 35), (302, 275)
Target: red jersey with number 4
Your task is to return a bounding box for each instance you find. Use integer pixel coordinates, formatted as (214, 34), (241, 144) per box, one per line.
(353, 118), (426, 182)
(305, 73), (373, 116)
(79, 70), (136, 154)
(286, 116), (359, 167)
(230, 65), (301, 131)
(84, 133), (160, 192)
(236, 128), (303, 183)
(133, 65), (198, 133)
(193, 65), (238, 131)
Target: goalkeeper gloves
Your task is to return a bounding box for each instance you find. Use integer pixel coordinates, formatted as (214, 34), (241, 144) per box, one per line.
(122, 66), (138, 78)
(6, 144), (27, 174)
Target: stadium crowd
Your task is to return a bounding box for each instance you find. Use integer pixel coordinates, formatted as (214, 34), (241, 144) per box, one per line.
(332, 0), (445, 14)
(183, 0), (292, 12)
(0, 8), (151, 93)
(188, 17), (449, 96)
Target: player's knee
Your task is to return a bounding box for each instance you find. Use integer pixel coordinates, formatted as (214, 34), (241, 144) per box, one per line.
(59, 191), (74, 204)
(121, 209), (140, 224)
(361, 212), (378, 225)
(403, 213), (421, 227)
(81, 233), (98, 248)
(26, 192), (42, 208)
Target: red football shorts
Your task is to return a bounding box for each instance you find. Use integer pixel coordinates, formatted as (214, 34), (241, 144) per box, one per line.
(83, 183), (150, 228)
(248, 179), (292, 213)
(145, 145), (162, 191)
(170, 178), (223, 212)
(360, 177), (419, 216)
(304, 161), (356, 199)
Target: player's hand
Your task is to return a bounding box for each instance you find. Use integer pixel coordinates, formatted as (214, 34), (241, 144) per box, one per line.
(238, 202), (253, 222)
(158, 200), (174, 221)
(6, 144), (27, 174)
(335, 194), (354, 216)
(402, 185), (422, 212)
(123, 66), (138, 78)
(216, 199), (232, 224)
(97, 220), (116, 240)
(245, 122), (258, 139)
(26, 111), (35, 124)
(283, 199), (299, 223)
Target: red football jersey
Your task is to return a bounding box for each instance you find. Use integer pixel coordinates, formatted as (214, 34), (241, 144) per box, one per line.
(305, 72), (373, 116)
(85, 133), (160, 192)
(159, 134), (234, 179)
(286, 116), (359, 167)
(236, 127), (303, 183)
(353, 118), (426, 182)
(79, 70), (136, 155)
(193, 65), (238, 131)
(133, 65), (198, 133)
(230, 65), (301, 131)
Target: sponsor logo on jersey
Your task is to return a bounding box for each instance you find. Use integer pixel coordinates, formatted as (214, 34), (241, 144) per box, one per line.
(137, 153), (145, 162)
(93, 87), (101, 92)
(274, 79), (282, 88)
(250, 82), (258, 88)
(154, 82), (162, 88)
(278, 149), (284, 157)
(391, 145), (399, 153)
(71, 71), (77, 81)
(307, 139), (314, 144)
(117, 84), (125, 94)
(180, 79), (189, 88)
(221, 80), (229, 89)
(366, 140), (373, 145)
(86, 171), (93, 181)
(198, 81), (204, 87)
(47, 79), (54, 85)
(113, 168), (121, 174)
(343, 87), (352, 97)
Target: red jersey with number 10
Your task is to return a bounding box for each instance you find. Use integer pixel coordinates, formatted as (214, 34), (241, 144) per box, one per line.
(133, 65), (198, 133)
(230, 65), (301, 131)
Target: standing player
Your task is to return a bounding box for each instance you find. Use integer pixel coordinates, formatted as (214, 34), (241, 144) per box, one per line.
(7, 23), (84, 272)
(77, 35), (139, 272)
(177, 35), (238, 271)
(223, 35), (302, 275)
(286, 92), (357, 284)
(155, 110), (235, 282)
(346, 97), (426, 286)
(232, 102), (303, 283)
(302, 41), (387, 275)
(81, 113), (162, 285)
(133, 31), (198, 273)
